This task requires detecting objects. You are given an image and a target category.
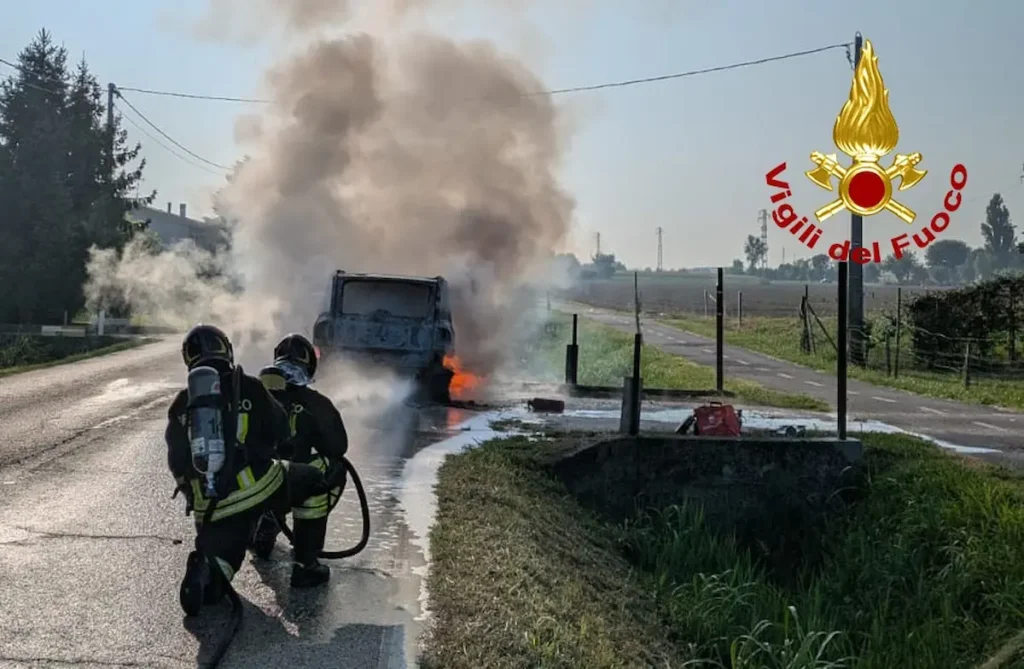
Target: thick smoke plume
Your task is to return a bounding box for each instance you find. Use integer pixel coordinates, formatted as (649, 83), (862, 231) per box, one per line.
(86, 0), (576, 384)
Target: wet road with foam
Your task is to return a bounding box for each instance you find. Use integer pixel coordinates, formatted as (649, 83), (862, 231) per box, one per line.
(0, 340), (480, 668)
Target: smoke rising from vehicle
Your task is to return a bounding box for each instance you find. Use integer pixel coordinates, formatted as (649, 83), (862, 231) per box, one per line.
(85, 0), (577, 388)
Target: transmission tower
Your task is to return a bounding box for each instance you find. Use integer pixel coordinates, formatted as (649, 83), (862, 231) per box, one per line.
(1019, 163), (1024, 184)
(757, 209), (770, 271)
(656, 227), (664, 271)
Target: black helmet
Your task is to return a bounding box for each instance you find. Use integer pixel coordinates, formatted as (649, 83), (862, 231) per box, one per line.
(273, 333), (317, 381)
(182, 324), (233, 370)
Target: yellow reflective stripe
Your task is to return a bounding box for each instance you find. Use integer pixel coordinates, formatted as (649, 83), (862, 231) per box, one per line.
(293, 505), (329, 520)
(235, 466), (256, 489)
(215, 557), (235, 582)
(237, 413), (249, 444)
(292, 485), (341, 520)
(193, 462), (284, 522)
(310, 456), (326, 472)
(289, 414), (298, 437)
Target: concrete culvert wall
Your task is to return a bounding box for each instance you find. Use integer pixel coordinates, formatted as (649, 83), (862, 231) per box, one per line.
(554, 436), (864, 580)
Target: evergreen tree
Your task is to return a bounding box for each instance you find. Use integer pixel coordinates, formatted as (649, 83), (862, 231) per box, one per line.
(981, 193), (1017, 266)
(0, 29), (153, 323)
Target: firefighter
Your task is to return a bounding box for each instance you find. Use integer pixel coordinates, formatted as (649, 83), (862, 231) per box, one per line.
(167, 324), (329, 615)
(252, 333), (348, 588)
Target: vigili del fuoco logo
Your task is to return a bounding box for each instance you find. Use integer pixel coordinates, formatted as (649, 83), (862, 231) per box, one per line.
(764, 39), (967, 264)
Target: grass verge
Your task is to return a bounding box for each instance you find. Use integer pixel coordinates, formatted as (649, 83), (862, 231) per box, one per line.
(532, 312), (827, 411)
(424, 433), (1024, 669)
(421, 435), (691, 669)
(663, 314), (1024, 410)
(0, 337), (151, 378)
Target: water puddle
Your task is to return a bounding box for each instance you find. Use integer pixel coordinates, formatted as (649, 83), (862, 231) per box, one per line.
(396, 410), (512, 622)
(564, 407), (1001, 455)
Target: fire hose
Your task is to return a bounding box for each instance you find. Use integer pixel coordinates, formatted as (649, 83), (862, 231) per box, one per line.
(273, 456), (371, 560)
(191, 456), (370, 669)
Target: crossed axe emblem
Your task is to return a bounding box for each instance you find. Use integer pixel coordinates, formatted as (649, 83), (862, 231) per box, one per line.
(805, 152), (927, 224)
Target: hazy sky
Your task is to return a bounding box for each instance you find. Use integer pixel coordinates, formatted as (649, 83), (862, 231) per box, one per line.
(2, 0), (1021, 270)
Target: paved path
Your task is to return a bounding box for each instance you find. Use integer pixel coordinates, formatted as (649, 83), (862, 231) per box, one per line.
(577, 306), (1022, 460)
(0, 340), (473, 668)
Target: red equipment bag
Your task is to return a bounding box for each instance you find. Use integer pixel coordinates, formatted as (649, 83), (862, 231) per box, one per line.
(691, 401), (742, 437)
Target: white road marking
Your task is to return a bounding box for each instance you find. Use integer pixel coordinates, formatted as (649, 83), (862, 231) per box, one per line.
(920, 406), (946, 415)
(735, 359), (750, 366)
(757, 367), (772, 372)
(848, 390), (860, 395)
(805, 380), (824, 387)
(872, 396), (898, 403)
(701, 348), (714, 354)
(777, 372), (794, 379)
(971, 421), (1008, 432)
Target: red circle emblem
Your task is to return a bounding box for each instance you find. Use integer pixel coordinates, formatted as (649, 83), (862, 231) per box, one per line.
(848, 171), (886, 209)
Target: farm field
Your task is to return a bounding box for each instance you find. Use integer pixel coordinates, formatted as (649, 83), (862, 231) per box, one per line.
(560, 273), (1024, 409)
(563, 272), (942, 318)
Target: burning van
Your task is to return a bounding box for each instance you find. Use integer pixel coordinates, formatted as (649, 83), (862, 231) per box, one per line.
(312, 271), (456, 401)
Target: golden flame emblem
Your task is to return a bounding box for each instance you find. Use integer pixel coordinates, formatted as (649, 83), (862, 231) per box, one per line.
(805, 39), (927, 224)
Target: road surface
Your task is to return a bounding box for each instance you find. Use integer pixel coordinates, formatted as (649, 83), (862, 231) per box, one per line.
(579, 307), (1022, 462)
(0, 339), (475, 668)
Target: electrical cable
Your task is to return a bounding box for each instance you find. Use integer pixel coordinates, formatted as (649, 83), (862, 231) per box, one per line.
(114, 91), (232, 170)
(0, 57), (65, 95)
(113, 99), (226, 176)
(115, 42), (852, 103)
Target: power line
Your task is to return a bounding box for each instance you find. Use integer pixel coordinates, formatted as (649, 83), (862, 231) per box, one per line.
(536, 42), (850, 97)
(116, 86), (269, 104)
(0, 57), (65, 95)
(107, 42), (852, 104)
(114, 91), (231, 170)
(114, 99), (225, 177)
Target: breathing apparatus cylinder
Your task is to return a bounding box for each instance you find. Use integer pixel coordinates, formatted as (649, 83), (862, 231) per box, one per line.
(187, 365), (226, 498)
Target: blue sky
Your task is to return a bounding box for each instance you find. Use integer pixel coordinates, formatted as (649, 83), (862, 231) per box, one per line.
(2, 0), (1021, 269)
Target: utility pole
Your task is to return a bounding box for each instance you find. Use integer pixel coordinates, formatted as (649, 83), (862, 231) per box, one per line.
(107, 83), (116, 166)
(848, 32), (866, 366)
(656, 227), (663, 272)
(757, 209), (769, 272)
(595, 232), (601, 258)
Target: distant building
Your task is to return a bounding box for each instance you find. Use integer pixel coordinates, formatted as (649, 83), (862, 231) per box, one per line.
(132, 202), (229, 253)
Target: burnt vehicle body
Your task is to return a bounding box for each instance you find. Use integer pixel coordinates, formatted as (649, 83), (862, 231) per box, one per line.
(312, 271), (455, 401)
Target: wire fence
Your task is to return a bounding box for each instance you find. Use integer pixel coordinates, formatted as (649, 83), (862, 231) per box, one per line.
(561, 276), (1024, 387)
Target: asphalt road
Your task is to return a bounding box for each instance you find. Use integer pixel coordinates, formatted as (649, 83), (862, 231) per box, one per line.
(0, 339), (476, 668)
(577, 306), (1023, 461)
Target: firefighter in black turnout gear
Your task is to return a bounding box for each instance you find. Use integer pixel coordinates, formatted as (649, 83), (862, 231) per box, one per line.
(252, 333), (348, 588)
(167, 325), (332, 616)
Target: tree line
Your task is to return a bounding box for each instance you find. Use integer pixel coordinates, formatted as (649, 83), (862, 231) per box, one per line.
(0, 29), (153, 324)
(738, 193), (1023, 285)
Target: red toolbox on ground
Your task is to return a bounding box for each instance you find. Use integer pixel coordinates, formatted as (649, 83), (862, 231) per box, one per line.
(676, 401), (742, 437)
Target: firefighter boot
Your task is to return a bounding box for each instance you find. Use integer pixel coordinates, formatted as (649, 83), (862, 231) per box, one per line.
(291, 559), (330, 588)
(250, 512), (279, 560)
(179, 550), (210, 617)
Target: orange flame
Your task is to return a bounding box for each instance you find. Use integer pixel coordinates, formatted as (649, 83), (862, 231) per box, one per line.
(443, 354), (482, 400)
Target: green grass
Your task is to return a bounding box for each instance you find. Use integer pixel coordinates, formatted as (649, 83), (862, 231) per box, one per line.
(531, 313), (828, 411)
(421, 435), (692, 669)
(424, 433), (1024, 669)
(0, 338), (151, 378)
(663, 314), (1024, 410)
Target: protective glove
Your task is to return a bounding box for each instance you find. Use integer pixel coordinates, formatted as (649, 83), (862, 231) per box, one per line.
(323, 461), (346, 489)
(276, 436), (297, 461)
(172, 482), (195, 516)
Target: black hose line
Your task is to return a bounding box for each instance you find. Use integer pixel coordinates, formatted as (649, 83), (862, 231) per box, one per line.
(274, 456), (371, 560)
(197, 456), (369, 669)
(203, 579), (243, 669)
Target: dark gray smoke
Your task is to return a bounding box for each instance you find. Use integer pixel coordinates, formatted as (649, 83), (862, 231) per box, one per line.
(87, 0), (576, 382)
